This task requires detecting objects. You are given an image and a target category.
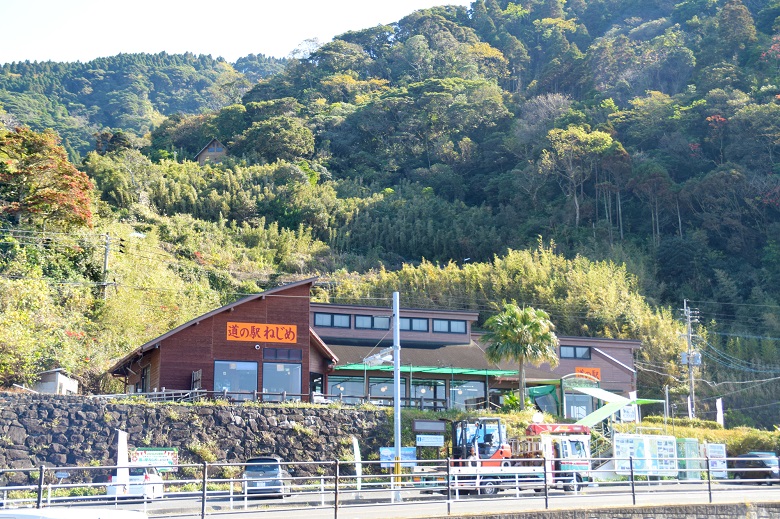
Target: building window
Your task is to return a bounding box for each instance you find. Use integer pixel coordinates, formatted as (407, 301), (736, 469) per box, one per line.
(214, 360), (258, 400)
(264, 348), (303, 361)
(262, 362), (302, 401)
(314, 312), (351, 328)
(355, 315), (391, 330)
(368, 376), (407, 404)
(400, 317), (428, 332)
(450, 380), (486, 411)
(560, 346), (591, 359)
(328, 375), (364, 405)
(432, 319), (467, 334)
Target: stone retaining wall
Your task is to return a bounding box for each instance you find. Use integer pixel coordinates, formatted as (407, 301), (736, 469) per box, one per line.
(0, 393), (390, 480)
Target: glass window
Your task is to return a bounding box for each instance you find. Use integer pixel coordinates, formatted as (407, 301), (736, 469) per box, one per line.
(214, 360), (258, 400)
(400, 317), (428, 332)
(450, 380), (486, 410)
(333, 314), (350, 328)
(355, 315), (391, 330)
(450, 320), (466, 333)
(262, 362), (302, 401)
(368, 376), (407, 405)
(566, 393), (593, 419)
(355, 315), (372, 329)
(561, 346), (591, 359)
(412, 379), (446, 410)
(264, 348), (302, 361)
(328, 375), (364, 405)
(433, 319), (467, 334)
(314, 312), (351, 328)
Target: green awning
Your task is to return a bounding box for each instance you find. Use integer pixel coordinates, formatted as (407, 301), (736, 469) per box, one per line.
(527, 384), (557, 397)
(333, 363), (519, 376)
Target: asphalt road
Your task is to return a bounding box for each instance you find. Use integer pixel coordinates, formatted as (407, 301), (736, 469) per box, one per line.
(88, 480), (780, 519)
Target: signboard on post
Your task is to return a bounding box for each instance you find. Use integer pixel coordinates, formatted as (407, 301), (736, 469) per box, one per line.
(614, 433), (677, 476)
(416, 434), (444, 447)
(129, 447), (179, 472)
(379, 447), (416, 468)
(703, 443), (728, 479)
(412, 419), (447, 433)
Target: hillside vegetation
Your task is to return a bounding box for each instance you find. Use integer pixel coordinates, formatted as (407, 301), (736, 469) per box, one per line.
(2, 0), (780, 429)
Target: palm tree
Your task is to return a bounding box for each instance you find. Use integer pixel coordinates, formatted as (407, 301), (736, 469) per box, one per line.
(482, 302), (560, 410)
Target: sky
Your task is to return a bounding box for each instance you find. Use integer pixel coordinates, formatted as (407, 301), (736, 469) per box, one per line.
(0, 0), (473, 65)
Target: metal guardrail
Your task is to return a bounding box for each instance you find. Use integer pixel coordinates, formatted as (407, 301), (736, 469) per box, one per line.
(1, 455), (778, 518)
(93, 389), (461, 410)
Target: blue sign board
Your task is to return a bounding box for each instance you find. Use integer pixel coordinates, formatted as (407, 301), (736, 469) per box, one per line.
(379, 447), (417, 468)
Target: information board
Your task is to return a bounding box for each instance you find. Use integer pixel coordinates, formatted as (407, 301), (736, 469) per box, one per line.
(129, 447), (179, 472)
(379, 447), (417, 468)
(416, 434), (444, 447)
(614, 434), (677, 476)
(703, 443), (728, 479)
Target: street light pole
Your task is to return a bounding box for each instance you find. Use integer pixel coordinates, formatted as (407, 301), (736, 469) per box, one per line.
(393, 291), (401, 502)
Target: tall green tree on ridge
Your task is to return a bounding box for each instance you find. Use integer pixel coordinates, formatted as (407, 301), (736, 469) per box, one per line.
(482, 302), (560, 410)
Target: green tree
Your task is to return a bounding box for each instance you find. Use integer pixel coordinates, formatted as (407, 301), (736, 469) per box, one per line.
(482, 303), (560, 410)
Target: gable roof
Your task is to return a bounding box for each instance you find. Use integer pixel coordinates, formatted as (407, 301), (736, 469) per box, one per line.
(109, 277), (323, 375)
(194, 138), (226, 159)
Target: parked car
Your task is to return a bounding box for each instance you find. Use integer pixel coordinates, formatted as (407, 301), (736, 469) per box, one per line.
(0, 509), (147, 518)
(105, 466), (164, 499)
(732, 452), (779, 484)
(242, 457), (292, 497)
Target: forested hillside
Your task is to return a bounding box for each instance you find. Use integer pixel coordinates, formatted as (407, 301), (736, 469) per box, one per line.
(2, 0), (780, 428)
(0, 52), (286, 159)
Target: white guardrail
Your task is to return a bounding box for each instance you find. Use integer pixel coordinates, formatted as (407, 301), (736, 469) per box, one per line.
(0, 455), (778, 518)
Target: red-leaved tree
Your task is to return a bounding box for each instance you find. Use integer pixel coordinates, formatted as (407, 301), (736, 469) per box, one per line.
(0, 127), (93, 228)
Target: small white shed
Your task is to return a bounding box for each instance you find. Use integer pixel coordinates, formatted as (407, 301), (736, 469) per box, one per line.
(34, 368), (79, 395)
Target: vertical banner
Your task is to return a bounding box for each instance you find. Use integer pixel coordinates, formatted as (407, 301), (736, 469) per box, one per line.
(687, 396), (693, 419)
(352, 436), (362, 492)
(115, 429), (130, 492)
(716, 398), (724, 427)
(629, 391), (639, 423)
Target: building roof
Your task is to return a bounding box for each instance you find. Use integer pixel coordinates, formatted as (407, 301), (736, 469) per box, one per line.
(329, 341), (557, 381)
(194, 138), (225, 159)
(108, 278), (328, 375)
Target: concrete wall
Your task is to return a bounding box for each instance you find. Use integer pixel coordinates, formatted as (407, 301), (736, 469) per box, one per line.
(0, 393), (390, 482)
(424, 503), (780, 519)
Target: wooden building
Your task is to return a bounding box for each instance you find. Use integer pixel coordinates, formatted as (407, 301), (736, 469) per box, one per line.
(194, 138), (227, 166)
(109, 278), (337, 400)
(109, 280), (640, 416)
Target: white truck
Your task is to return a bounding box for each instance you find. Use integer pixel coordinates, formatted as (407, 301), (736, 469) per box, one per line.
(415, 418), (591, 495)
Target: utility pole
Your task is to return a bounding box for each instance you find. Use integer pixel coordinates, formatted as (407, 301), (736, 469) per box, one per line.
(102, 233), (110, 300)
(392, 291), (401, 503)
(681, 299), (700, 419)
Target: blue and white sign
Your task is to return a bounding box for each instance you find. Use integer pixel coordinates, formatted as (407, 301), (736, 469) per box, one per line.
(379, 447), (417, 468)
(416, 434), (444, 447)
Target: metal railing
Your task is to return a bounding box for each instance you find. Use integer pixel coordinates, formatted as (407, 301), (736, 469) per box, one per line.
(1, 455), (778, 518)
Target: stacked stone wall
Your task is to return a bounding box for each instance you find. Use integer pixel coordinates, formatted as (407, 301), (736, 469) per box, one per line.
(0, 393), (390, 480)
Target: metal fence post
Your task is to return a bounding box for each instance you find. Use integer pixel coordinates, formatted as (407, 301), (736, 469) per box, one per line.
(543, 456), (549, 509)
(36, 466), (45, 509)
(629, 456), (636, 506)
(201, 461), (208, 519)
(334, 460), (340, 519)
(705, 455), (712, 503)
(446, 457), (451, 516)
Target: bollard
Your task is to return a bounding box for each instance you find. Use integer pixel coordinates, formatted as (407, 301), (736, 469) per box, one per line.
(201, 461), (208, 519)
(446, 457), (452, 516)
(334, 460), (340, 519)
(36, 466), (45, 509)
